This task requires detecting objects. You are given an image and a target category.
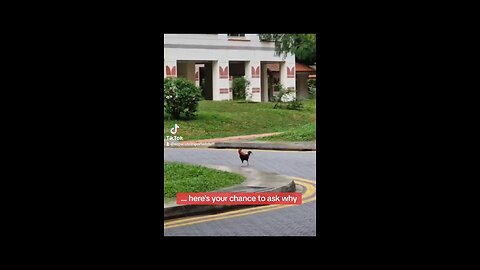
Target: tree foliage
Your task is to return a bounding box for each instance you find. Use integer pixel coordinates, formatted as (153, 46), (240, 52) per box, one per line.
(259, 34), (316, 64)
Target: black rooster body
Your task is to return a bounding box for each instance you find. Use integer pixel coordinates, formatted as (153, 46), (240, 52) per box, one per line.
(238, 149), (253, 166)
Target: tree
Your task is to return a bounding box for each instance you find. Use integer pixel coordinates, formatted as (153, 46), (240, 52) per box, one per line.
(259, 34), (316, 64)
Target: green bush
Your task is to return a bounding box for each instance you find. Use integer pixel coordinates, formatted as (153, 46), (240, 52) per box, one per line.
(232, 77), (250, 100)
(164, 77), (202, 119)
(272, 83), (296, 109)
(271, 83), (303, 110)
(286, 98), (304, 110)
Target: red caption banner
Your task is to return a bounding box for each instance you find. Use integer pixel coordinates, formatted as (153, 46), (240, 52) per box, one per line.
(176, 192), (302, 205)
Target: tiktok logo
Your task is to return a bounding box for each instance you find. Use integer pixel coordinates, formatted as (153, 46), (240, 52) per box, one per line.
(170, 124), (180, 135)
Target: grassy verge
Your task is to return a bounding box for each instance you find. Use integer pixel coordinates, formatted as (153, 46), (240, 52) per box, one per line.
(257, 123), (316, 142)
(164, 162), (245, 199)
(164, 98), (316, 140)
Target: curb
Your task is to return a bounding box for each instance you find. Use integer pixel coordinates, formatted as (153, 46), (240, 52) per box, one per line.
(164, 165), (296, 220)
(209, 141), (316, 151)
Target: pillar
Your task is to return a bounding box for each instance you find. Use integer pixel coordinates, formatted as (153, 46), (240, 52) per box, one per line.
(212, 60), (230, 101)
(297, 74), (309, 99)
(262, 63), (268, 102)
(164, 60), (177, 79)
(280, 60), (296, 101)
(229, 75), (233, 100)
(195, 65), (200, 87)
(245, 61), (261, 102)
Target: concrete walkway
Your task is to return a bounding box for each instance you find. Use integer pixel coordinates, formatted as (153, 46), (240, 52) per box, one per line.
(164, 132), (282, 148)
(164, 164), (296, 219)
(164, 132), (316, 151)
(183, 132), (282, 143)
(211, 141), (316, 151)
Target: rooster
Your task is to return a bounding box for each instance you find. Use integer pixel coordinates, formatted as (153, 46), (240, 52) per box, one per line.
(238, 149), (253, 166)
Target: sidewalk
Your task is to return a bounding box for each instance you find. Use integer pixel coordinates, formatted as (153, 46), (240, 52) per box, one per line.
(164, 132), (283, 148)
(211, 141), (316, 151)
(164, 132), (316, 151)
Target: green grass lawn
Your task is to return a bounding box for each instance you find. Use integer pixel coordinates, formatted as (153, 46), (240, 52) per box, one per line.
(164, 98), (316, 141)
(164, 162), (246, 199)
(257, 123), (316, 142)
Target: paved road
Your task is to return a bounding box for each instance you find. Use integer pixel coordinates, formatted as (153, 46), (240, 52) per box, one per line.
(164, 148), (316, 236)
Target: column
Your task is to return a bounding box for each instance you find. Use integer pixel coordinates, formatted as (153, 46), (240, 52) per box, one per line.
(280, 60), (296, 101)
(261, 63), (268, 102)
(212, 60), (230, 101)
(245, 61), (261, 102)
(229, 75), (233, 100)
(195, 65), (200, 87)
(164, 60), (177, 79)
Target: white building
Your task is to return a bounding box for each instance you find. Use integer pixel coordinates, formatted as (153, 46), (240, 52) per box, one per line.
(164, 34), (297, 102)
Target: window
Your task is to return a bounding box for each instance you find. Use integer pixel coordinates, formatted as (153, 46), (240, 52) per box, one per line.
(228, 34), (245, 37)
(258, 34), (274, 41)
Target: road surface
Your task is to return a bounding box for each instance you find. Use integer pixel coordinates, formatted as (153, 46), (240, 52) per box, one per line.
(164, 148), (316, 236)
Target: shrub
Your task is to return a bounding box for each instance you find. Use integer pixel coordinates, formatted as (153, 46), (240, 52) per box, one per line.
(232, 77), (250, 100)
(272, 83), (296, 109)
(164, 77), (202, 119)
(286, 98), (304, 110)
(272, 83), (285, 108)
(271, 84), (302, 110)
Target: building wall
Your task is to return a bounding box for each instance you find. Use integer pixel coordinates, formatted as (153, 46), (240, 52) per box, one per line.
(164, 34), (294, 62)
(164, 34), (296, 102)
